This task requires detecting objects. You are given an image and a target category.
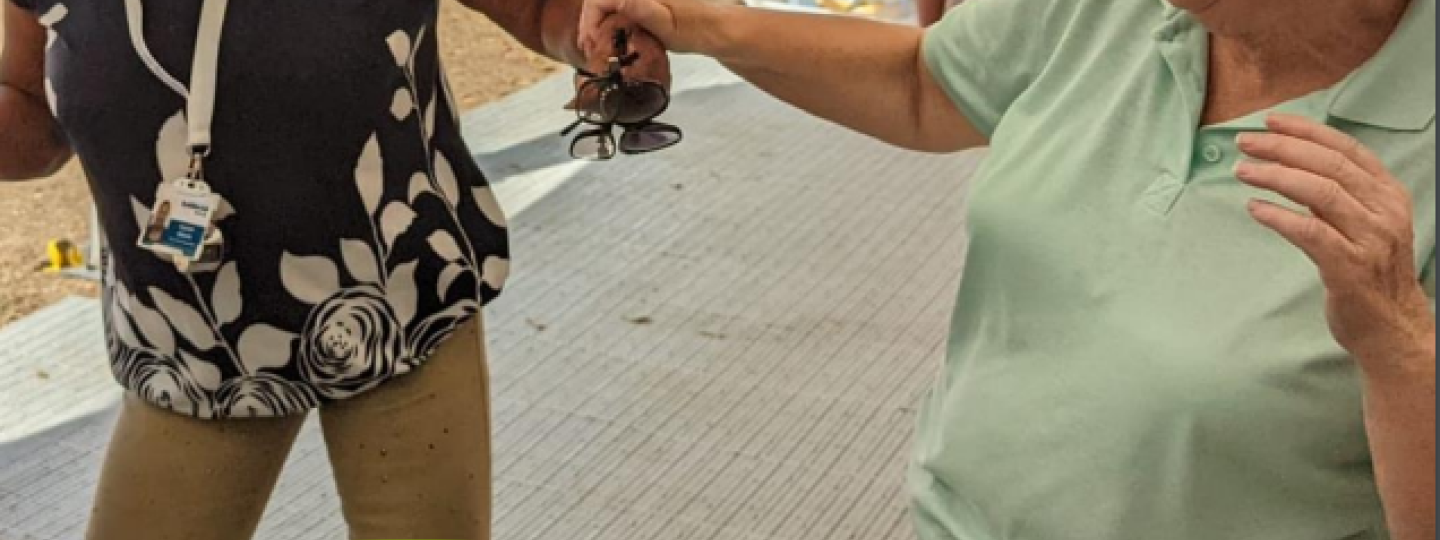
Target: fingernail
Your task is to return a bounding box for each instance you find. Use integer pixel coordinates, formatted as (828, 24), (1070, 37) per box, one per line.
(1248, 198), (1275, 214)
(1235, 133), (1254, 148)
(1233, 161), (1253, 179)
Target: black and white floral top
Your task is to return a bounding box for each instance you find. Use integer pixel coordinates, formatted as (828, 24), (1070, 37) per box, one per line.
(13, 0), (510, 418)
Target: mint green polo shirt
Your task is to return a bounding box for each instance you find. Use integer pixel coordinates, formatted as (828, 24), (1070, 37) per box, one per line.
(911, 1), (1436, 539)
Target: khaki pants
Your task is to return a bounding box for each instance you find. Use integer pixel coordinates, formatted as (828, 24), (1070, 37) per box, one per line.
(85, 319), (493, 540)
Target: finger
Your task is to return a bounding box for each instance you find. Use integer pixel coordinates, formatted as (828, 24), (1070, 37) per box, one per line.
(1247, 199), (1354, 274)
(1236, 131), (1385, 212)
(1234, 160), (1373, 241)
(1264, 113), (1412, 218)
(577, 0), (610, 53)
(1265, 113), (1388, 178)
(586, 17), (617, 71)
(578, 0), (622, 54)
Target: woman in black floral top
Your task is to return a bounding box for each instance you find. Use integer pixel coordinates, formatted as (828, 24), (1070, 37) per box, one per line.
(0, 0), (666, 537)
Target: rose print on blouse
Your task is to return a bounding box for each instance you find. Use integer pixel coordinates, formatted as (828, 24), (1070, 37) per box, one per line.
(282, 250), (412, 400)
(104, 272), (223, 417)
(298, 285), (405, 395)
(215, 373), (320, 418)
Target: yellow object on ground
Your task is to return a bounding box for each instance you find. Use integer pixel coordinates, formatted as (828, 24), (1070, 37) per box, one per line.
(40, 239), (83, 273)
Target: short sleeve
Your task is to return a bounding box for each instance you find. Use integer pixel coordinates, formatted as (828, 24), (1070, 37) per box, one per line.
(920, 0), (1068, 137)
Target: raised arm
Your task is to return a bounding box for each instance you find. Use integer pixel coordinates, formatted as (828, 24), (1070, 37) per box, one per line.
(0, 2), (70, 180)
(454, 0), (591, 67)
(453, 0), (670, 84)
(578, 0), (985, 153)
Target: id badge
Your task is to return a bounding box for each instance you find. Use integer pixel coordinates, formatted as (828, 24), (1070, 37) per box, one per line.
(137, 179), (220, 261)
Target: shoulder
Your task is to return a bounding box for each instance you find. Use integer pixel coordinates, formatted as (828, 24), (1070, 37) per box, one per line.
(936, 0), (1166, 38)
(928, 0), (1169, 70)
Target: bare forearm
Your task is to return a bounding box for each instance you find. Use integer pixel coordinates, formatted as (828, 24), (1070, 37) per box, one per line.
(0, 84), (68, 180)
(698, 6), (980, 152)
(1361, 337), (1437, 540)
(459, 0), (586, 67)
(538, 0), (589, 67)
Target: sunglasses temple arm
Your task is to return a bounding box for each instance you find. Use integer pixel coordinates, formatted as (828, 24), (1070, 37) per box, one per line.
(560, 118), (584, 136)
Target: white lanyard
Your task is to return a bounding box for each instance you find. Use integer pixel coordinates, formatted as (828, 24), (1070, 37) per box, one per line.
(126, 0), (230, 270)
(123, 0), (229, 167)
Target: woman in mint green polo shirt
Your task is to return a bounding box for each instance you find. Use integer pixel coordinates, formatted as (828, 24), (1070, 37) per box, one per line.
(580, 0), (1435, 538)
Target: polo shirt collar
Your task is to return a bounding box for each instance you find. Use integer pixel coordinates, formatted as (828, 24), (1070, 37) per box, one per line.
(1326, 0), (1434, 132)
(1156, 0), (1435, 132)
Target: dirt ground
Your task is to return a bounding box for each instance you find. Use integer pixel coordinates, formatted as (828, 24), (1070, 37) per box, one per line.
(0, 5), (557, 327)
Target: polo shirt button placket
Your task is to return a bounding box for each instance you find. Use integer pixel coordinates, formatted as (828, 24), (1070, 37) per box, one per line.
(1143, 170), (1185, 216)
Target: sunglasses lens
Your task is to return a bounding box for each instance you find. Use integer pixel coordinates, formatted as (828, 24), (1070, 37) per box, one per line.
(571, 132), (617, 161)
(621, 124), (682, 154)
(614, 83), (669, 124)
(576, 84), (622, 123)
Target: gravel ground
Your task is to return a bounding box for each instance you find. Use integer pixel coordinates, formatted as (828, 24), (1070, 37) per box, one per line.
(0, 5), (557, 327)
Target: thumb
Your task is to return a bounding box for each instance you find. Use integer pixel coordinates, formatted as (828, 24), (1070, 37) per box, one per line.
(581, 0), (682, 53)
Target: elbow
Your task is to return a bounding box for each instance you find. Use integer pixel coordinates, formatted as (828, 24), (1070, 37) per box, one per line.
(0, 88), (74, 180)
(531, 0), (579, 65)
(0, 166), (63, 182)
(458, 0), (559, 62)
(0, 146), (71, 181)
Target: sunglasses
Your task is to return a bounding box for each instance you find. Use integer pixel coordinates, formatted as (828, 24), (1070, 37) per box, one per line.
(562, 29), (683, 161)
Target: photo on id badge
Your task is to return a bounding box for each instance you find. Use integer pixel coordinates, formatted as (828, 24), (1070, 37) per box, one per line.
(137, 180), (217, 260)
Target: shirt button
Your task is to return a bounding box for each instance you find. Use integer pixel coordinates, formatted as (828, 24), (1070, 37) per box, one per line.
(1202, 144), (1223, 163)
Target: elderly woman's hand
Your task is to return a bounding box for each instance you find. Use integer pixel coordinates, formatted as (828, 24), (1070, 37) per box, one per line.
(567, 16), (672, 114)
(579, 0), (715, 56)
(1235, 113), (1435, 375)
(582, 15), (673, 87)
